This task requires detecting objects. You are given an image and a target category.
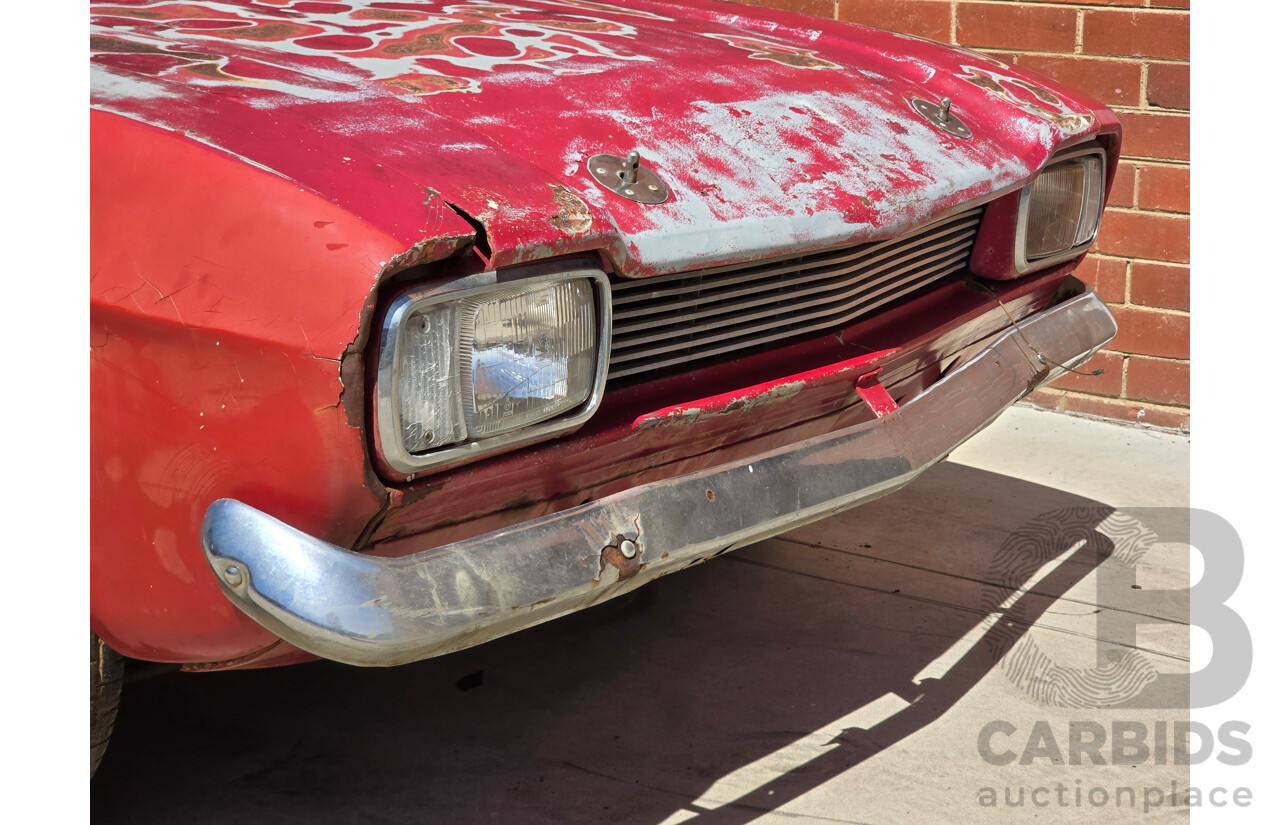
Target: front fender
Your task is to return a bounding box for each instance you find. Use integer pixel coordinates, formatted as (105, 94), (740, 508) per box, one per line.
(90, 111), (470, 663)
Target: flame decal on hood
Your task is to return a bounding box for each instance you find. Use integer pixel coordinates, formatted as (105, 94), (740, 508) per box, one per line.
(958, 65), (1097, 135)
(91, 0), (669, 97)
(702, 32), (839, 70)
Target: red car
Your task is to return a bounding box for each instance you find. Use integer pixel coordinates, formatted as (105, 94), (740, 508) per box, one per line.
(91, 0), (1119, 773)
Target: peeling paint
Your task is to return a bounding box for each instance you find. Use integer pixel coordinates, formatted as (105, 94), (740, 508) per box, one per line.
(547, 184), (592, 235)
(634, 349), (898, 427)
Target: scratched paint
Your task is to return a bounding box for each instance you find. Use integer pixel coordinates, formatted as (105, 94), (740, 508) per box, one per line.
(574, 88), (1038, 275)
(634, 349), (899, 427)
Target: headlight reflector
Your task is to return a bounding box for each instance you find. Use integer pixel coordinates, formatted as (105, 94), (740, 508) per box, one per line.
(464, 279), (597, 438)
(377, 265), (610, 476)
(1017, 148), (1106, 272)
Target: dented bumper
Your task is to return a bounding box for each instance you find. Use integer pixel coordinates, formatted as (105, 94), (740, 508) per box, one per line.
(202, 287), (1117, 667)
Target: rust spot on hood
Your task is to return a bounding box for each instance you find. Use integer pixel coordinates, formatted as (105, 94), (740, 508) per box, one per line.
(548, 184), (593, 236)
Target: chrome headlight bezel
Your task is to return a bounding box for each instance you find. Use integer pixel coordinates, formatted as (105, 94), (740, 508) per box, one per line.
(373, 261), (612, 477)
(1014, 146), (1108, 275)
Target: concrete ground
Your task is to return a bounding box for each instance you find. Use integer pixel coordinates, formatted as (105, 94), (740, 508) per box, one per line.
(91, 407), (1191, 824)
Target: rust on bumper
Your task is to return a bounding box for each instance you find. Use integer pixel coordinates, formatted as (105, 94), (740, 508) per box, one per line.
(201, 287), (1117, 667)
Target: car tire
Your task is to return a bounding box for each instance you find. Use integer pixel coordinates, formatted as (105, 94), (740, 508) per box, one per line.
(91, 632), (125, 776)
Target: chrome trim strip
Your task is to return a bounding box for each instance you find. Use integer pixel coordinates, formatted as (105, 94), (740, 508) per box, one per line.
(372, 260), (612, 477)
(1014, 146), (1108, 275)
(204, 286), (1117, 667)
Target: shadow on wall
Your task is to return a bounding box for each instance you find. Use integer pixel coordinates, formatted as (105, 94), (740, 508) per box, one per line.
(92, 462), (1132, 824)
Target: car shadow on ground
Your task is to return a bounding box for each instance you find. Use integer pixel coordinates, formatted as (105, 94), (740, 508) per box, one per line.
(91, 462), (1125, 824)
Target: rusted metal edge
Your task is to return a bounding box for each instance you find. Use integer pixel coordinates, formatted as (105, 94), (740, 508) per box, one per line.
(201, 285), (1116, 667)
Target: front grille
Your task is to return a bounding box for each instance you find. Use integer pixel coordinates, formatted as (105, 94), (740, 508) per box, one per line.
(607, 206), (984, 381)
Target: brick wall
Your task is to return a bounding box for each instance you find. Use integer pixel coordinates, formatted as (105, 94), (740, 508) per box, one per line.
(719, 0), (1191, 431)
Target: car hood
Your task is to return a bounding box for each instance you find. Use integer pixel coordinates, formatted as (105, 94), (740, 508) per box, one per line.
(91, 0), (1111, 277)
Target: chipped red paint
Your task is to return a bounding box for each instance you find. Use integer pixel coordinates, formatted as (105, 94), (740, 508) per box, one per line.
(90, 0), (1120, 665)
(633, 349), (897, 427)
(854, 369), (900, 418)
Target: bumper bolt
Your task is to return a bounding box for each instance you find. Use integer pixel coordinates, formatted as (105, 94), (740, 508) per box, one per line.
(619, 540), (638, 559)
(223, 566), (243, 587)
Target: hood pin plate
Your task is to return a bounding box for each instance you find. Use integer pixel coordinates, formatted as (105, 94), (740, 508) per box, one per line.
(587, 150), (669, 204)
(911, 97), (972, 140)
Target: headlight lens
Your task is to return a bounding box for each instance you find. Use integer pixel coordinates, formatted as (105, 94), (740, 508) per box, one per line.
(378, 266), (610, 476)
(463, 280), (597, 438)
(1018, 149), (1106, 271)
(398, 302), (466, 453)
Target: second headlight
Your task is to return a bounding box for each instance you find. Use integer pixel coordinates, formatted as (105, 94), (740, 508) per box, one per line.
(1016, 147), (1107, 274)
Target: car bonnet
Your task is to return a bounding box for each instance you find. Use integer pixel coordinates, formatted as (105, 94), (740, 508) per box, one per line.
(91, 0), (1110, 278)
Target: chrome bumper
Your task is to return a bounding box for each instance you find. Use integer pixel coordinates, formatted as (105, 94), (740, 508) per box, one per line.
(203, 288), (1117, 667)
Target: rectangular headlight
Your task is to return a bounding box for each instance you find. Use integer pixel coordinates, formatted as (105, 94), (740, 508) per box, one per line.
(1017, 148), (1106, 273)
(376, 264), (611, 476)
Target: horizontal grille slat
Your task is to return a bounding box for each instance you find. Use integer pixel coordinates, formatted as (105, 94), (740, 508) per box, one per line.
(608, 255), (967, 375)
(610, 231), (976, 342)
(611, 211), (981, 310)
(607, 207), (983, 382)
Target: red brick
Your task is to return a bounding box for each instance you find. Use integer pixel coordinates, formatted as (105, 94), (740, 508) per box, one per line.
(1095, 210), (1190, 263)
(1150, 1), (1191, 8)
(1129, 262), (1189, 312)
(1016, 55), (1142, 107)
(1082, 9), (1189, 60)
(1108, 306), (1189, 359)
(1110, 161), (1137, 208)
(1147, 62), (1190, 111)
(1127, 356), (1189, 406)
(1117, 111), (1190, 161)
(735, 0), (836, 20)
(1058, 394), (1189, 431)
(838, 0), (950, 42)
(956, 3), (1076, 53)
(1022, 388), (1063, 412)
(1011, 0), (1141, 5)
(1050, 350), (1124, 396)
(1075, 254), (1127, 304)
(1137, 165), (1190, 213)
